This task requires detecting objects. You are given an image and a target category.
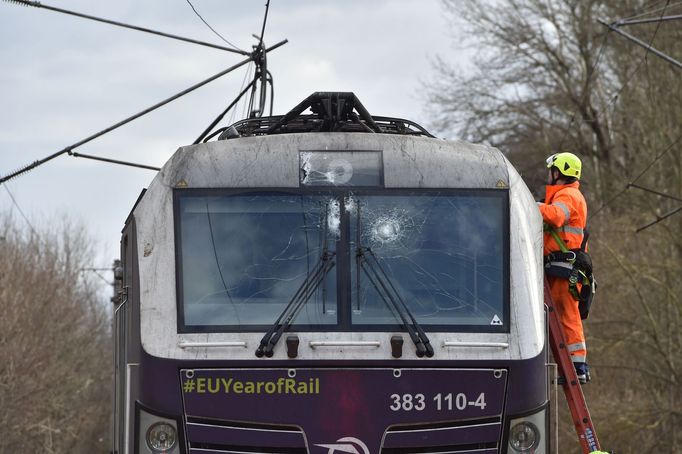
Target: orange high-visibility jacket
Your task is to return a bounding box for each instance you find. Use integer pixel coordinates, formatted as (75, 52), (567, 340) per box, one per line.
(538, 181), (587, 255)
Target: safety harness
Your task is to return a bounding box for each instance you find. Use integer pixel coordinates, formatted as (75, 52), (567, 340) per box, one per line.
(544, 225), (597, 319)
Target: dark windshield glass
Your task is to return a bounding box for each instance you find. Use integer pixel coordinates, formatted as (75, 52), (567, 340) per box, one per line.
(176, 190), (507, 332)
(177, 192), (337, 330)
(350, 193), (507, 329)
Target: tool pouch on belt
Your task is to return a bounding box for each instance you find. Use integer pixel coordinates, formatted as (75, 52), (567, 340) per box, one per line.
(544, 237), (597, 320)
(571, 251), (596, 320)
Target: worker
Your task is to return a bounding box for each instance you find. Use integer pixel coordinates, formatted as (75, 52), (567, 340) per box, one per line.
(538, 152), (590, 384)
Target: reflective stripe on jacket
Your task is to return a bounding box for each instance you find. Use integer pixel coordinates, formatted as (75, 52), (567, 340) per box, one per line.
(538, 181), (587, 255)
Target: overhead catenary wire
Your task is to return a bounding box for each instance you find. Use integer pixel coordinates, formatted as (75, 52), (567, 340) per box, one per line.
(628, 135), (682, 232)
(81, 267), (112, 285)
(523, 2), (675, 176)
(598, 0), (678, 105)
(184, 0), (245, 52)
(241, 63), (256, 120)
(1, 0), (249, 55)
(617, 13), (682, 26)
(599, 17), (682, 70)
(589, 132), (682, 220)
(636, 205), (682, 232)
(231, 62), (254, 125)
(192, 0), (275, 141)
(0, 39), (287, 185)
(3, 184), (37, 236)
(558, 0), (674, 158)
(577, 2), (679, 224)
(618, 0), (682, 22)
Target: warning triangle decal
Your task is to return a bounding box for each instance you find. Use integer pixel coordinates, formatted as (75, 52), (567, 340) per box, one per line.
(490, 315), (503, 325)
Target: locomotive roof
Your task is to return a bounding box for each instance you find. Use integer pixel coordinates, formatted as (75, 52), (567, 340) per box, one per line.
(206, 92), (434, 141)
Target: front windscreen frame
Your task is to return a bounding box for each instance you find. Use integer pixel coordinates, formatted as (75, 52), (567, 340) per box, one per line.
(173, 187), (510, 334)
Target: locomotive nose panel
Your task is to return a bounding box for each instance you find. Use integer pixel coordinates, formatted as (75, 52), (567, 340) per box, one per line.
(180, 368), (507, 453)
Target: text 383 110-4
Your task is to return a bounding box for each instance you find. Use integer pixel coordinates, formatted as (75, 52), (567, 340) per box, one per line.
(389, 393), (487, 412)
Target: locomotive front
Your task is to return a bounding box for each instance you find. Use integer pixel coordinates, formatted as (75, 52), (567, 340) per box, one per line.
(114, 94), (547, 454)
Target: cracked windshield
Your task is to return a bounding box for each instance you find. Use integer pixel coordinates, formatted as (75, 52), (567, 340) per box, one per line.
(177, 191), (506, 331)
(177, 192), (338, 330)
(350, 193), (506, 329)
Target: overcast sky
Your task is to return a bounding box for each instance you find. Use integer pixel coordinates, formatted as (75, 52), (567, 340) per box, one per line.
(0, 0), (468, 292)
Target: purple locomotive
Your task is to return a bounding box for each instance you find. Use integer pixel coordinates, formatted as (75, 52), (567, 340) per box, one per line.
(113, 93), (549, 454)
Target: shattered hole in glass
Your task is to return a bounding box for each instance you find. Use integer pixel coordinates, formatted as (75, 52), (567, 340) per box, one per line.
(367, 209), (415, 246)
(300, 151), (353, 186)
(299, 151), (382, 187)
(325, 198), (341, 239)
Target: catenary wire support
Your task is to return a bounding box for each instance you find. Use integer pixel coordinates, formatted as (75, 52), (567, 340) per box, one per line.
(2, 0), (249, 55)
(193, 78), (258, 144)
(598, 18), (682, 69)
(197, 0), (273, 136)
(68, 151), (161, 172)
(248, 0), (272, 118)
(0, 39), (287, 185)
(247, 37), (271, 118)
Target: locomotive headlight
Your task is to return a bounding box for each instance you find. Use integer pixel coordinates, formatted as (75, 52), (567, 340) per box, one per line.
(146, 422), (177, 452)
(509, 421), (539, 451)
(138, 406), (180, 454)
(507, 406), (547, 453)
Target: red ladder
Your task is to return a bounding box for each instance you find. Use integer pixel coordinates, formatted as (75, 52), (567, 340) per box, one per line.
(544, 278), (602, 453)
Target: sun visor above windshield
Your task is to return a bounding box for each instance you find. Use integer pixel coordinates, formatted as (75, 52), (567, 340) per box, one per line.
(155, 134), (509, 191)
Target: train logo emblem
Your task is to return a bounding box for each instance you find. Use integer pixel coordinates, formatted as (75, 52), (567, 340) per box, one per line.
(315, 436), (370, 454)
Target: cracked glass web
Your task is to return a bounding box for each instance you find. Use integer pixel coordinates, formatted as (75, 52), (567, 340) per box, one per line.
(176, 190), (506, 331)
(178, 193), (337, 327)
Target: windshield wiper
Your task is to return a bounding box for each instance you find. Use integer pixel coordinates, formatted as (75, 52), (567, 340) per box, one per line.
(255, 251), (335, 357)
(357, 246), (434, 358)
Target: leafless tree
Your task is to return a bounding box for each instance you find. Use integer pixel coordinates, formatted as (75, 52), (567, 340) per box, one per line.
(0, 216), (111, 453)
(427, 0), (682, 451)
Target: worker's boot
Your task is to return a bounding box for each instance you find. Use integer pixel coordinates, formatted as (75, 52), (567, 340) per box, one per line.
(574, 362), (590, 384)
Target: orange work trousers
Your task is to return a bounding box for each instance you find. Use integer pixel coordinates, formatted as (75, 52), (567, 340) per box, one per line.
(548, 275), (586, 363)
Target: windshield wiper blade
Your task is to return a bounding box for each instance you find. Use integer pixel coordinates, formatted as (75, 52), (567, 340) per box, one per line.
(358, 247), (434, 358)
(255, 252), (335, 357)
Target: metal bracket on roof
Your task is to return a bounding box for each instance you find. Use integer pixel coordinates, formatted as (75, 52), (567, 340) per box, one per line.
(266, 92), (383, 134)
